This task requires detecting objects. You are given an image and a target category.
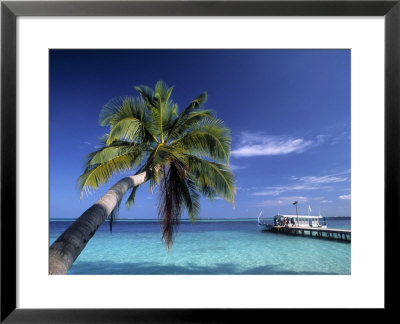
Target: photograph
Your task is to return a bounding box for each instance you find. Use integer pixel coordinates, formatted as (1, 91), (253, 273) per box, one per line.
(49, 49), (351, 275)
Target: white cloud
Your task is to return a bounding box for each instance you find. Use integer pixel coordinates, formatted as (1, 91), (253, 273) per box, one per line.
(252, 184), (319, 196)
(229, 163), (248, 171)
(257, 196), (309, 207)
(292, 175), (348, 184)
(236, 186), (254, 192)
(257, 196), (326, 208)
(320, 200), (332, 203)
(250, 171), (349, 197)
(231, 132), (316, 158)
(252, 190), (282, 196)
(339, 194), (351, 200)
(331, 131), (350, 145)
(79, 141), (94, 149)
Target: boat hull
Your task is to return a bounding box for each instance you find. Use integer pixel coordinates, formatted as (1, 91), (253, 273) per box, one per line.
(258, 223), (273, 231)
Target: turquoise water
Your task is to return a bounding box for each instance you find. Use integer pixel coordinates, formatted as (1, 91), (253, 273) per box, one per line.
(50, 218), (351, 275)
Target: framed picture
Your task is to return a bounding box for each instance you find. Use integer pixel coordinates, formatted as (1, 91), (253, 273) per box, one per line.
(1, 0), (398, 322)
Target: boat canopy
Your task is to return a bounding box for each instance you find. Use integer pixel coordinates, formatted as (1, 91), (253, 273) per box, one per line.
(274, 214), (324, 219)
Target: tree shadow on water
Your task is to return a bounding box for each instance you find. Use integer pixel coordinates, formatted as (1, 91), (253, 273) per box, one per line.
(67, 260), (344, 275)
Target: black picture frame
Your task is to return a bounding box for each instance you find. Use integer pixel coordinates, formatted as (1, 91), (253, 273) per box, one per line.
(1, 0), (399, 322)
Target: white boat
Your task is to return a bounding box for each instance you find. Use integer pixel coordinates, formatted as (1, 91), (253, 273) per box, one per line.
(257, 211), (327, 231)
(257, 211), (274, 231)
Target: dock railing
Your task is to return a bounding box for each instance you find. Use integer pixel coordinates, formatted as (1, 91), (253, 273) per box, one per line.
(269, 225), (351, 242)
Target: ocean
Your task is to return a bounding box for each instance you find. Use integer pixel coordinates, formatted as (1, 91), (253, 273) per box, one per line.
(50, 218), (351, 275)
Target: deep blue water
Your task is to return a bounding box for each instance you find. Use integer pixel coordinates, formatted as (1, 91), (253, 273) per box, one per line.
(50, 218), (351, 275)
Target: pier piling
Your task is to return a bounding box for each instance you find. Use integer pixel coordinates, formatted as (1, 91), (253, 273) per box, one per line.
(268, 226), (351, 242)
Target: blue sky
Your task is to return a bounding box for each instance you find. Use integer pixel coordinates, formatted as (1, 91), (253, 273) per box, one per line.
(50, 49), (350, 219)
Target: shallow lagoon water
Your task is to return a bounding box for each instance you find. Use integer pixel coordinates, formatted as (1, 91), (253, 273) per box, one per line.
(50, 218), (351, 275)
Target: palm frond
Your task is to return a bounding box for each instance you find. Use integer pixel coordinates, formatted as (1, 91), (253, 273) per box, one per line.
(155, 80), (174, 103)
(157, 161), (187, 251)
(165, 103), (178, 130)
(134, 85), (156, 108)
(99, 96), (135, 127)
(171, 119), (231, 164)
(78, 152), (139, 197)
(180, 177), (200, 221)
(167, 92), (208, 140)
(126, 185), (139, 208)
(168, 110), (215, 141)
(99, 96), (159, 144)
(85, 143), (145, 167)
(142, 143), (185, 196)
(106, 117), (143, 145)
(186, 155), (236, 205)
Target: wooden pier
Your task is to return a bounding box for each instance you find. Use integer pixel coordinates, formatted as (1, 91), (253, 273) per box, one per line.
(269, 226), (351, 242)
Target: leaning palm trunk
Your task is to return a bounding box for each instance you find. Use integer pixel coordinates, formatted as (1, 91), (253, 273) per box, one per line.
(49, 171), (147, 275)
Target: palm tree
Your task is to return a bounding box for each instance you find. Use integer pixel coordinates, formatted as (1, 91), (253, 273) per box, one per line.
(49, 81), (236, 274)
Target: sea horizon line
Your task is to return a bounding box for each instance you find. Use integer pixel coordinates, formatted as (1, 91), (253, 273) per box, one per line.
(50, 216), (351, 221)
